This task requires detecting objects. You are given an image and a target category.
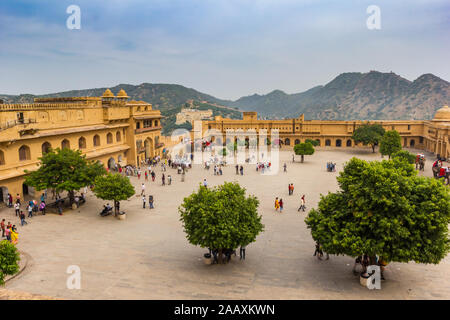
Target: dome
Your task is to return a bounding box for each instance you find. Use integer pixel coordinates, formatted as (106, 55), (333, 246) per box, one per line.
(102, 89), (114, 98)
(117, 89), (129, 98)
(433, 106), (450, 121)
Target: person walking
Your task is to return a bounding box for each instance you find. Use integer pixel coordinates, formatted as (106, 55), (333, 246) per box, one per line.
(14, 201), (20, 216)
(145, 171), (148, 181)
(240, 245), (246, 260)
(168, 175), (172, 185)
(240, 165), (244, 175)
(274, 197), (280, 212)
(298, 195), (306, 212)
(7, 193), (13, 208)
(203, 179), (208, 188)
(141, 183), (146, 196)
(279, 198), (284, 213)
(5, 226), (11, 242)
(27, 203), (33, 218)
(162, 173), (165, 186)
(142, 195), (146, 209)
(283, 163), (287, 172)
(235, 165), (239, 175)
(39, 201), (46, 215)
(151, 171), (156, 182)
(20, 211), (27, 226)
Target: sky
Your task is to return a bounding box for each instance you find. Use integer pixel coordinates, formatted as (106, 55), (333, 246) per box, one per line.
(0, 0), (449, 100)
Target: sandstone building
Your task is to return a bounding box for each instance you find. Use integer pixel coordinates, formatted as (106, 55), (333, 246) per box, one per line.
(0, 89), (162, 202)
(176, 108), (213, 125)
(196, 107), (450, 159)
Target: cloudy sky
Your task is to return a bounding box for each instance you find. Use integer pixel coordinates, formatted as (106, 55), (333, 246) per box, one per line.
(0, 0), (449, 99)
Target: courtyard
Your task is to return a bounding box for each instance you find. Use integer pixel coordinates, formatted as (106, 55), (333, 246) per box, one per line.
(3, 148), (450, 300)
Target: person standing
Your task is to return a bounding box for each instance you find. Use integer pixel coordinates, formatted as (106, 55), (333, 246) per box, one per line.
(283, 163), (287, 172)
(1, 219), (5, 238)
(240, 165), (244, 175)
(14, 201), (20, 216)
(235, 165), (239, 175)
(168, 175), (172, 185)
(142, 195), (146, 209)
(151, 171), (156, 182)
(141, 183), (146, 196)
(145, 171), (148, 181)
(7, 193), (13, 208)
(298, 195), (306, 212)
(149, 195), (154, 209)
(5, 226), (11, 242)
(240, 245), (246, 260)
(162, 173), (165, 186)
(275, 197), (279, 212)
(39, 201), (46, 215)
(279, 198), (284, 213)
(203, 179), (208, 188)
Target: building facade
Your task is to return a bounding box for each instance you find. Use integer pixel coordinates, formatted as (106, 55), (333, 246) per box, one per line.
(0, 89), (162, 201)
(197, 107), (450, 158)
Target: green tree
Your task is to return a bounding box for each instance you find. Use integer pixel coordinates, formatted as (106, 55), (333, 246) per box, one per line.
(305, 139), (319, 147)
(93, 173), (135, 216)
(220, 148), (228, 157)
(351, 124), (386, 153)
(25, 148), (106, 204)
(380, 130), (402, 159)
(294, 142), (315, 163)
(392, 150), (416, 164)
(179, 182), (264, 264)
(305, 157), (450, 271)
(0, 240), (20, 285)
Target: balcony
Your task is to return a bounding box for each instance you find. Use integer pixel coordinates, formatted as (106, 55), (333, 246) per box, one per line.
(135, 126), (162, 134)
(0, 118), (36, 132)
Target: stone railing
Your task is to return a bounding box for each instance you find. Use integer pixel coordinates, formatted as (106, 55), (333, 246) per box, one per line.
(0, 118), (36, 131)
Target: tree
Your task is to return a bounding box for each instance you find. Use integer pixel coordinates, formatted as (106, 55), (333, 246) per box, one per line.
(305, 139), (319, 147)
(294, 142), (315, 163)
(179, 182), (264, 264)
(392, 150), (416, 164)
(380, 130), (402, 159)
(220, 148), (228, 157)
(93, 173), (135, 216)
(25, 148), (106, 204)
(351, 124), (385, 153)
(305, 157), (450, 271)
(0, 240), (20, 285)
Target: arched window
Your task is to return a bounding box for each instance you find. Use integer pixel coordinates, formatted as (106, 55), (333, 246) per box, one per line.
(107, 133), (113, 144)
(116, 131), (121, 142)
(294, 139), (301, 145)
(154, 120), (159, 127)
(285, 138), (290, 146)
(19, 145), (31, 161)
(78, 137), (86, 149)
(410, 139), (415, 147)
(346, 139), (352, 147)
(93, 135), (100, 147)
(0, 150), (5, 165)
(325, 139), (331, 146)
(61, 139), (70, 149)
(336, 139), (342, 147)
(42, 142), (52, 154)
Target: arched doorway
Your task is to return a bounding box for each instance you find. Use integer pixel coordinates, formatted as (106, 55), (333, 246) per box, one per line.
(346, 139), (352, 147)
(108, 157), (116, 170)
(336, 139), (342, 147)
(294, 139), (301, 145)
(144, 138), (154, 160)
(410, 139), (415, 147)
(22, 183), (29, 196)
(325, 139), (331, 146)
(0, 186), (8, 203)
(285, 138), (290, 146)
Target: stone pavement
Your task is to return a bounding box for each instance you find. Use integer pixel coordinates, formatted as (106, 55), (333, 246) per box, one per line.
(2, 148), (449, 299)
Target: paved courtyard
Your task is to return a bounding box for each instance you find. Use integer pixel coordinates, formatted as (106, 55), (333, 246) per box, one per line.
(3, 148), (450, 299)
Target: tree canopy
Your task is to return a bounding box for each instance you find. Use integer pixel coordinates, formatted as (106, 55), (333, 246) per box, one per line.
(380, 130), (402, 159)
(294, 142), (315, 163)
(93, 173), (135, 215)
(351, 124), (386, 153)
(305, 157), (450, 265)
(179, 182), (264, 255)
(305, 139), (320, 147)
(25, 148), (106, 202)
(392, 150), (416, 164)
(0, 240), (20, 285)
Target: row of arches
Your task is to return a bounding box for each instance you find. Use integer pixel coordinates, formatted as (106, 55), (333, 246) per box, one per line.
(0, 131), (124, 164)
(284, 138), (352, 147)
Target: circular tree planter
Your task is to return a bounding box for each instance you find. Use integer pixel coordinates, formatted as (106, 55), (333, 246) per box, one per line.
(360, 272), (370, 287)
(117, 212), (126, 220)
(203, 253), (212, 265)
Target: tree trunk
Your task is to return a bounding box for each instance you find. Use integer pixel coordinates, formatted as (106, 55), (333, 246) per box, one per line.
(218, 249), (223, 264)
(114, 200), (119, 217)
(372, 145), (376, 153)
(68, 190), (75, 205)
(301, 155), (304, 163)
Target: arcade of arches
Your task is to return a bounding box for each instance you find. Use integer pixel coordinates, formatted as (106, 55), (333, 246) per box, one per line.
(198, 108), (450, 159)
(0, 89), (163, 201)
